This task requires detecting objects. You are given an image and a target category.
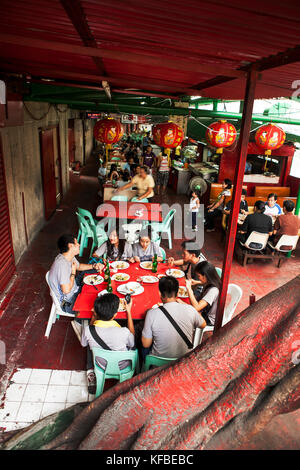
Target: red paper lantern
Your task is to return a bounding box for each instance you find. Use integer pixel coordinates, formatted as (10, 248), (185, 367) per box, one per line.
(93, 118), (124, 144)
(206, 120), (237, 154)
(255, 123), (285, 155)
(152, 122), (184, 148)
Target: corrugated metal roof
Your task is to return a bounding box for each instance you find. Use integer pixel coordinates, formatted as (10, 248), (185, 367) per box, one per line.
(0, 0), (300, 99)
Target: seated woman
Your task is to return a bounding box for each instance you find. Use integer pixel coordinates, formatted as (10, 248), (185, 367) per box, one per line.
(205, 179), (232, 232)
(128, 229), (163, 263)
(107, 164), (120, 183)
(182, 261), (221, 327)
(92, 230), (132, 262)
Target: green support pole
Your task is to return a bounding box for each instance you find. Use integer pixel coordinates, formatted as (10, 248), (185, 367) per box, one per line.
(295, 184), (300, 216)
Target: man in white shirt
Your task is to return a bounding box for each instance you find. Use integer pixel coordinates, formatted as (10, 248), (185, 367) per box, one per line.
(264, 193), (282, 217)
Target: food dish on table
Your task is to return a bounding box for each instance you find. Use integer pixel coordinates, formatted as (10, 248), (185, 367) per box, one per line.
(118, 300), (126, 312)
(157, 274), (166, 279)
(141, 276), (159, 283)
(178, 286), (189, 298)
(117, 282), (144, 296)
(166, 269), (185, 279)
(83, 274), (104, 285)
(111, 273), (130, 282)
(140, 261), (153, 270)
(110, 261), (129, 270)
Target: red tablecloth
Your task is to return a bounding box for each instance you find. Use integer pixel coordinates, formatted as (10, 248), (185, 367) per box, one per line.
(96, 201), (162, 222)
(74, 263), (189, 320)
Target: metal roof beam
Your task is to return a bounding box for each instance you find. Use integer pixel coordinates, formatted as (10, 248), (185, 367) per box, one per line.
(193, 45), (300, 92)
(60, 0), (107, 77)
(0, 33), (245, 79)
(0, 62), (203, 95)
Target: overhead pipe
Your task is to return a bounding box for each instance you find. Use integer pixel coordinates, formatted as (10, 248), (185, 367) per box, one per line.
(24, 96), (300, 125)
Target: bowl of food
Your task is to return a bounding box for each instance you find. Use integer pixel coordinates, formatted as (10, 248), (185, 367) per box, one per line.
(178, 286), (189, 298)
(111, 273), (130, 282)
(83, 274), (104, 285)
(141, 275), (159, 283)
(110, 261), (129, 270)
(166, 269), (185, 279)
(140, 261), (153, 270)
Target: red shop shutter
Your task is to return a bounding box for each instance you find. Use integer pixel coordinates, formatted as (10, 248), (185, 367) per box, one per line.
(0, 137), (15, 293)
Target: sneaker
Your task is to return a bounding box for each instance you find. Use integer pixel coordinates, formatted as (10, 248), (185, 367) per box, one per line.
(71, 320), (82, 342)
(86, 369), (97, 395)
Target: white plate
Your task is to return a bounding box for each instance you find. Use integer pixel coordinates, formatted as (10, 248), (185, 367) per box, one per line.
(166, 269), (185, 279)
(157, 274), (166, 279)
(117, 282), (144, 296)
(111, 273), (130, 282)
(140, 261), (153, 270)
(141, 276), (159, 283)
(83, 274), (104, 286)
(177, 286), (189, 298)
(97, 289), (108, 297)
(110, 261), (130, 270)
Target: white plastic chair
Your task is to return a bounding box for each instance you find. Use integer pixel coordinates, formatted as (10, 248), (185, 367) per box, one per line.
(45, 271), (75, 338)
(193, 283), (243, 348)
(268, 234), (299, 267)
(239, 231), (270, 266)
(241, 231), (269, 251)
(121, 223), (143, 244)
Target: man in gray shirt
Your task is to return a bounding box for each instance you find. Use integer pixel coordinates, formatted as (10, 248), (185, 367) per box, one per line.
(48, 234), (104, 311)
(142, 276), (206, 358)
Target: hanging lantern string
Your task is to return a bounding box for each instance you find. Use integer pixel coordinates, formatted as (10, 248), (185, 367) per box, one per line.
(189, 116), (265, 135)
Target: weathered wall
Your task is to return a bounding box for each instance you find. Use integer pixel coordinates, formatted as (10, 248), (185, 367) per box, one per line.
(84, 119), (94, 161)
(74, 118), (84, 164)
(0, 102), (79, 264)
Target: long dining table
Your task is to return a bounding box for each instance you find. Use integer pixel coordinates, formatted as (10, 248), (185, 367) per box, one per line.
(73, 262), (189, 321)
(96, 200), (163, 223)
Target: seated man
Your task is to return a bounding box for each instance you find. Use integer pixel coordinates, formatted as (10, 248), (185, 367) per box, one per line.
(48, 234), (103, 339)
(236, 200), (273, 244)
(168, 239), (206, 299)
(114, 165), (155, 202)
(271, 200), (300, 248)
(223, 189), (249, 217)
(223, 189), (248, 230)
(142, 276), (206, 359)
(264, 193), (282, 218)
(81, 293), (135, 394)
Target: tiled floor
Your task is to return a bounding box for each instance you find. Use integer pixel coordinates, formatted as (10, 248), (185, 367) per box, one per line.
(0, 368), (93, 432)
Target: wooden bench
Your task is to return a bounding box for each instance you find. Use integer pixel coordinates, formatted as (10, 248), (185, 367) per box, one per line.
(245, 196), (297, 214)
(209, 184), (247, 204)
(254, 186), (290, 198)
